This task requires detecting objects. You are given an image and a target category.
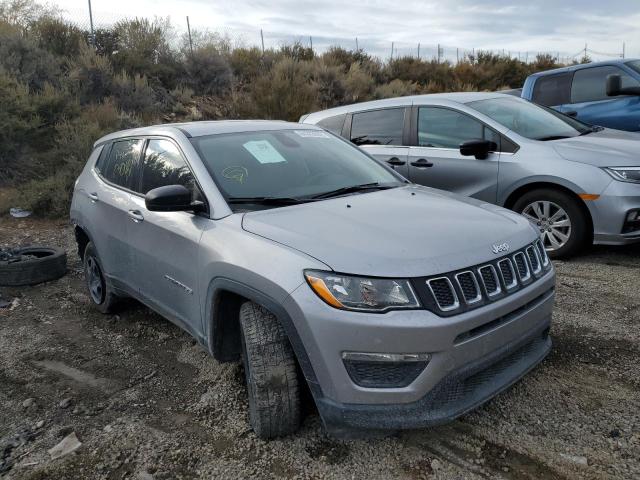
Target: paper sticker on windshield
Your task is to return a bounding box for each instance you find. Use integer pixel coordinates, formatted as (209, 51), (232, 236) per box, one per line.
(242, 140), (287, 164)
(294, 130), (330, 138)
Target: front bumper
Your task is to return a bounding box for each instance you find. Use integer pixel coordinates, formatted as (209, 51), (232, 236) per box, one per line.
(284, 268), (555, 432)
(589, 180), (640, 245)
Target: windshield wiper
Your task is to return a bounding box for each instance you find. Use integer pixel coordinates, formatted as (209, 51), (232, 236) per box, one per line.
(226, 196), (309, 206)
(535, 135), (573, 141)
(579, 126), (605, 136)
(310, 182), (395, 200)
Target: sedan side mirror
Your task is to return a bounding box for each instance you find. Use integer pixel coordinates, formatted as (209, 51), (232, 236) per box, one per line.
(607, 74), (640, 97)
(145, 185), (204, 212)
(459, 139), (497, 160)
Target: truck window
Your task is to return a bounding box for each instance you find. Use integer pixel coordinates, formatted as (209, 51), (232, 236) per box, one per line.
(531, 73), (572, 107)
(571, 65), (640, 103)
(350, 108), (405, 146)
(316, 114), (346, 136)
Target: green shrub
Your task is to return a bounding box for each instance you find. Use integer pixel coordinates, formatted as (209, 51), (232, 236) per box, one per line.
(30, 16), (85, 57)
(68, 44), (114, 104)
(184, 45), (232, 96)
(110, 71), (159, 117)
(374, 79), (419, 99)
(249, 57), (318, 120)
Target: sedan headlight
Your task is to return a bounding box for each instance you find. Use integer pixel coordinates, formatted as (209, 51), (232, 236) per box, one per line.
(304, 270), (419, 312)
(604, 167), (640, 183)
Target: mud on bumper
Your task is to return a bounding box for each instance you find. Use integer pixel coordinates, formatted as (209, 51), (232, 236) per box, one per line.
(316, 321), (551, 436)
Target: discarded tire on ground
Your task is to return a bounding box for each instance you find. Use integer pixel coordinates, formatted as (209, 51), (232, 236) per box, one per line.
(0, 247), (67, 286)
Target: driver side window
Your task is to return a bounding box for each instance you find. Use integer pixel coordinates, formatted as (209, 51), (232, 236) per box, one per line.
(418, 107), (499, 150)
(138, 139), (202, 202)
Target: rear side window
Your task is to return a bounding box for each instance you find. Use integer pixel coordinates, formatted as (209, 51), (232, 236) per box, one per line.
(316, 114), (346, 136)
(418, 107), (499, 151)
(139, 139), (198, 198)
(571, 65), (640, 103)
(350, 108), (404, 146)
(94, 144), (110, 173)
(101, 139), (144, 190)
(532, 73), (572, 106)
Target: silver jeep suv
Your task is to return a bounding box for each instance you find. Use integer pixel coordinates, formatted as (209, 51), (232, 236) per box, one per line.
(70, 121), (555, 438)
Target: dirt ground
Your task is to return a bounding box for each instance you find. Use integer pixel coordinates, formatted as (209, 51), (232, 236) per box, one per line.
(0, 217), (638, 480)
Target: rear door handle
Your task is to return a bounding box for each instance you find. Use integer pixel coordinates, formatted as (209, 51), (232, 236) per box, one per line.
(410, 158), (434, 168)
(386, 157), (406, 166)
(88, 192), (99, 202)
(127, 210), (144, 223)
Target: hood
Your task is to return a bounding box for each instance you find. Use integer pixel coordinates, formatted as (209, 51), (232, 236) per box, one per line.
(241, 185), (537, 277)
(552, 129), (640, 167)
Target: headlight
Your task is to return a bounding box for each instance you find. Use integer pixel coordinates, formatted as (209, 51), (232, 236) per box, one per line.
(604, 167), (640, 183)
(304, 270), (419, 312)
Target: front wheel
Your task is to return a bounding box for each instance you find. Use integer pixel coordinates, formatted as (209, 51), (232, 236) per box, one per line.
(239, 301), (301, 439)
(513, 189), (590, 259)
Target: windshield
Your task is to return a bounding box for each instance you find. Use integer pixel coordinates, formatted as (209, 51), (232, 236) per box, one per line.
(626, 60), (640, 75)
(190, 129), (403, 207)
(468, 97), (591, 140)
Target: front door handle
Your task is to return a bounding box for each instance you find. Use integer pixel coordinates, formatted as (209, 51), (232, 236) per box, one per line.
(386, 157), (406, 166)
(88, 192), (99, 202)
(410, 158), (434, 168)
(127, 210), (144, 223)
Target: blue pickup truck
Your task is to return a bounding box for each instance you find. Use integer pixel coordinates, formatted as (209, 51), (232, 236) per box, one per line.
(521, 58), (640, 132)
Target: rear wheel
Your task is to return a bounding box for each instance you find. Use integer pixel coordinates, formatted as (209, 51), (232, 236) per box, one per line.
(513, 189), (590, 258)
(239, 301), (301, 439)
(83, 242), (120, 314)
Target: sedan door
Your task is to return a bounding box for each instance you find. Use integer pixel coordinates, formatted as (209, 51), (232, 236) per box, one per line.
(407, 106), (500, 203)
(126, 138), (209, 337)
(349, 107), (410, 177)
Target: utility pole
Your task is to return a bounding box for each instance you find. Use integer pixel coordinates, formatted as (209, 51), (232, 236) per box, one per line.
(456, 47), (459, 64)
(622, 42), (626, 58)
(584, 43), (587, 59)
(355, 37), (359, 51)
(309, 36), (313, 53)
(87, 0), (95, 46)
(391, 41), (394, 61)
(437, 43), (440, 63)
(417, 42), (420, 59)
(186, 16), (193, 55)
(260, 29), (265, 54)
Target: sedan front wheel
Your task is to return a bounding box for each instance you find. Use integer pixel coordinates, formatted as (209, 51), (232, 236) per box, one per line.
(513, 189), (590, 258)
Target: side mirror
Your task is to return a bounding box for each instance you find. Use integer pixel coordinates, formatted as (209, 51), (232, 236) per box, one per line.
(607, 74), (640, 97)
(459, 139), (497, 160)
(145, 185), (202, 212)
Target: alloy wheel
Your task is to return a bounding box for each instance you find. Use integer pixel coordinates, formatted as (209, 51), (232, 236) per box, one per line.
(521, 200), (572, 252)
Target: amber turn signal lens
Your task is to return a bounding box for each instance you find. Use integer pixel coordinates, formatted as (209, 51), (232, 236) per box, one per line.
(305, 274), (344, 309)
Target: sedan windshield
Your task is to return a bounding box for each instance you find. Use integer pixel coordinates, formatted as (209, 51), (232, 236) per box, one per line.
(468, 97), (591, 140)
(190, 129), (404, 208)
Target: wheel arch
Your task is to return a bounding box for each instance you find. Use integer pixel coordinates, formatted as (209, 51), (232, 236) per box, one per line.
(502, 181), (594, 236)
(73, 225), (92, 260)
(205, 277), (322, 397)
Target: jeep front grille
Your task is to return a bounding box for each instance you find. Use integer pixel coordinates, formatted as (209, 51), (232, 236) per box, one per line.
(455, 271), (482, 304)
(498, 258), (517, 290)
(413, 240), (552, 316)
(478, 265), (501, 297)
(427, 277), (459, 311)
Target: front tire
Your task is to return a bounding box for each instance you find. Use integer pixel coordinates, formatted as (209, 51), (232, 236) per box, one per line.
(239, 301), (301, 439)
(83, 242), (120, 314)
(513, 189), (590, 258)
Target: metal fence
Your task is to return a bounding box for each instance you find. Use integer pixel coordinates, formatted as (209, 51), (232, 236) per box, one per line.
(59, 5), (635, 65)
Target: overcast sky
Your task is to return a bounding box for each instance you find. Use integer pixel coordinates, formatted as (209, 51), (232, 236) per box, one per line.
(51, 0), (640, 61)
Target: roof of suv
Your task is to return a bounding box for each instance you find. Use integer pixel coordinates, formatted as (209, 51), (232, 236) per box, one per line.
(527, 58), (640, 78)
(301, 92), (508, 122)
(94, 120), (321, 146)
